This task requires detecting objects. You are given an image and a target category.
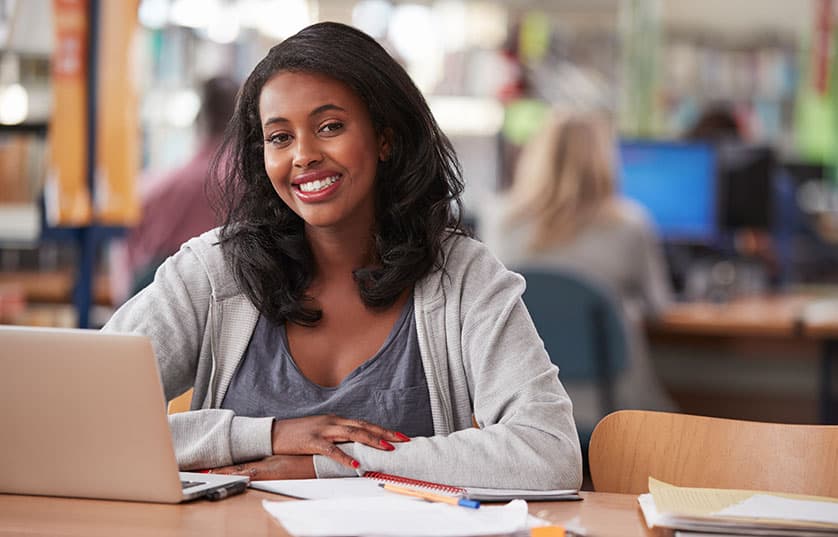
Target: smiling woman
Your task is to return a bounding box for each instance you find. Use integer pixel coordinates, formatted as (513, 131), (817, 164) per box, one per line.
(102, 22), (582, 490)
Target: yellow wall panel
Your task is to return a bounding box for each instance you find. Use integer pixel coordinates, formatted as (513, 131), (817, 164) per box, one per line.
(94, 0), (140, 225)
(46, 0), (91, 226)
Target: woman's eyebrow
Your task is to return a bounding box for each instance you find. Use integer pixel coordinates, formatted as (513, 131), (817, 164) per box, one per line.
(310, 103), (346, 116)
(262, 104), (347, 130)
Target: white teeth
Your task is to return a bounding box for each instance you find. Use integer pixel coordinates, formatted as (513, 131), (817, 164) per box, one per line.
(299, 175), (339, 193)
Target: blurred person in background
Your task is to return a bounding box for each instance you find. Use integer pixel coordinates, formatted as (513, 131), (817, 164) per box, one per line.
(109, 76), (239, 304)
(480, 109), (677, 430)
(683, 103), (744, 142)
(684, 103), (815, 289)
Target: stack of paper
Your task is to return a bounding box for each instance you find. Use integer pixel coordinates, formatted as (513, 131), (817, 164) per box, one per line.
(638, 478), (838, 536)
(262, 497), (544, 537)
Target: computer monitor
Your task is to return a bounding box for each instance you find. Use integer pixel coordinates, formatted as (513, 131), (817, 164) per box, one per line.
(717, 143), (776, 231)
(618, 140), (718, 243)
(782, 159), (825, 186)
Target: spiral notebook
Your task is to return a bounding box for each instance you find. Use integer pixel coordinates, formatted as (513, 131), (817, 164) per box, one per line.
(250, 472), (581, 502)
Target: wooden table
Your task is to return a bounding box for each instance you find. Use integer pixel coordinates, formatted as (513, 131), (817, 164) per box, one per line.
(650, 294), (810, 338)
(0, 490), (652, 537)
(798, 298), (838, 424)
(649, 293), (837, 424)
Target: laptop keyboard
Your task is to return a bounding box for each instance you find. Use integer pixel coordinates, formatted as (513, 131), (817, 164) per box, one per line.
(181, 480), (205, 490)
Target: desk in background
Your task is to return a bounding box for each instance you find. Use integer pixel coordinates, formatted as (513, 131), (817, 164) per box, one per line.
(649, 293), (838, 424)
(0, 490), (651, 537)
(799, 298), (838, 425)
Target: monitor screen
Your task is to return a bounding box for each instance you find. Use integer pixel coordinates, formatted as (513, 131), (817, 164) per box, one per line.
(717, 144), (776, 231)
(618, 140), (718, 243)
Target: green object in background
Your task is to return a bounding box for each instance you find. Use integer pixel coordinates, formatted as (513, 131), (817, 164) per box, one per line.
(502, 99), (549, 146)
(795, 89), (837, 166)
(793, 3), (838, 181)
(519, 11), (551, 64)
(618, 0), (662, 138)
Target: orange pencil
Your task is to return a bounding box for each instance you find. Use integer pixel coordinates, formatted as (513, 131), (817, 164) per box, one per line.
(379, 483), (481, 509)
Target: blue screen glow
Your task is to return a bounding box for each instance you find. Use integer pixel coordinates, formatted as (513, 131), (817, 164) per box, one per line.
(618, 140), (717, 243)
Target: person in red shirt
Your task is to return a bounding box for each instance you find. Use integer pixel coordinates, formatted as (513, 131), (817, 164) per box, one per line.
(110, 76), (238, 304)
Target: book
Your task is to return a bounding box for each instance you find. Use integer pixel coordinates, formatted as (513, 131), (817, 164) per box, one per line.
(364, 471), (581, 502)
(250, 472), (581, 503)
(638, 478), (838, 536)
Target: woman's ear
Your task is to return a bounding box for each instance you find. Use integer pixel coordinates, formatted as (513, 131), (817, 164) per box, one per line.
(378, 128), (393, 162)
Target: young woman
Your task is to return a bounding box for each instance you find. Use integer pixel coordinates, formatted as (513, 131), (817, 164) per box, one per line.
(104, 22), (581, 489)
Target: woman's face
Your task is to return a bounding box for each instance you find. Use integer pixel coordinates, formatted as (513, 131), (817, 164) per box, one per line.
(258, 71), (389, 232)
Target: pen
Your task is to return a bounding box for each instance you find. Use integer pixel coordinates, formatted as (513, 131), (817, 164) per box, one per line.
(379, 483), (480, 509)
(206, 480), (248, 501)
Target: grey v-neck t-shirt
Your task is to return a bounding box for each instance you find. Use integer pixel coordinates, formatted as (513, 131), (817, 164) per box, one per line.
(221, 298), (435, 438)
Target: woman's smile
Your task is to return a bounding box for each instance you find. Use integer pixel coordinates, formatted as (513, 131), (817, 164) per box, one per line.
(292, 170), (343, 200)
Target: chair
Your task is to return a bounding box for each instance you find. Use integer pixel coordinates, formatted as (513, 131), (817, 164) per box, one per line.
(519, 268), (630, 447)
(167, 388), (193, 414)
(589, 410), (838, 497)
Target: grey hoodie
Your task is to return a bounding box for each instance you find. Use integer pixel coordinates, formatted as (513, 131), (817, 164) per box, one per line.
(103, 230), (582, 490)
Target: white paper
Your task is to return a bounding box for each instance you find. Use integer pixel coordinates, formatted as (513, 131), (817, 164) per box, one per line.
(251, 478), (399, 500)
(262, 497), (531, 537)
(714, 494), (838, 526)
(637, 493), (661, 529)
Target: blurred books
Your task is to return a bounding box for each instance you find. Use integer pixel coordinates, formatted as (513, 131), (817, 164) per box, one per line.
(0, 130), (47, 242)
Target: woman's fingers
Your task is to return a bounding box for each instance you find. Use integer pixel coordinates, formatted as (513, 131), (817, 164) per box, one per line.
(315, 441), (361, 469)
(322, 424), (396, 451)
(329, 418), (410, 447)
(270, 415), (409, 457)
(350, 418), (411, 442)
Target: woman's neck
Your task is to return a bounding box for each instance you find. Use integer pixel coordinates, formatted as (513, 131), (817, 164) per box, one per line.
(306, 223), (375, 280)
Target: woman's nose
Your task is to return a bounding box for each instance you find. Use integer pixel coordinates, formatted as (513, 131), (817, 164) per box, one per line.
(292, 133), (323, 168)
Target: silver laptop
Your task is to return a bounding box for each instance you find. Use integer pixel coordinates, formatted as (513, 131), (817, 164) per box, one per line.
(0, 325), (249, 503)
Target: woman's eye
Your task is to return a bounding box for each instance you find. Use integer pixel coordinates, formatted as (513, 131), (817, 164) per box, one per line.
(266, 133), (291, 145)
(319, 121), (344, 134)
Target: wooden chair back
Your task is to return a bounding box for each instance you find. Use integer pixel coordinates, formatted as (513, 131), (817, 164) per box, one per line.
(167, 388), (193, 414)
(589, 410), (838, 497)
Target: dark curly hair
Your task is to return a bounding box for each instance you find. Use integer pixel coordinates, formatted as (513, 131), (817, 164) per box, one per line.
(212, 21), (465, 326)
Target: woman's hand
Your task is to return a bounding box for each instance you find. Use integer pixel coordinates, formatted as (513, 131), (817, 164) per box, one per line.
(211, 455), (315, 480)
(271, 415), (410, 469)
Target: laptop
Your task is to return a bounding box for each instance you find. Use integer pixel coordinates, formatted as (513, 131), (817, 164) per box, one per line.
(0, 325), (249, 503)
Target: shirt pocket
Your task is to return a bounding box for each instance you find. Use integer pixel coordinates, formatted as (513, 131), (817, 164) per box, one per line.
(373, 385), (434, 438)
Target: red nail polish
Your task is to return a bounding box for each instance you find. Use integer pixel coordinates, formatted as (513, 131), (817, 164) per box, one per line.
(395, 432), (410, 442)
(351, 460), (360, 469)
(380, 440), (395, 451)
(198, 469), (210, 474)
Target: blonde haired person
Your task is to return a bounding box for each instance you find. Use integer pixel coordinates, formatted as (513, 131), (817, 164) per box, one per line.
(480, 109), (677, 431)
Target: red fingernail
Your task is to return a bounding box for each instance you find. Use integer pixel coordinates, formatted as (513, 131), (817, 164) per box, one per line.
(198, 469), (210, 474)
(380, 440), (395, 451)
(351, 460), (360, 469)
(394, 432), (410, 442)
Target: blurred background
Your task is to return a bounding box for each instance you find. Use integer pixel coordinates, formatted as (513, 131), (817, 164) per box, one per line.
(2, 0), (838, 428)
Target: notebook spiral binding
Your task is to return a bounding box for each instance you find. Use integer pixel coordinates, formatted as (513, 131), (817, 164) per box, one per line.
(363, 471), (465, 496)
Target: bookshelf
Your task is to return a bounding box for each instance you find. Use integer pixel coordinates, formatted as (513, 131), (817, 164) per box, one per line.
(659, 31), (798, 149)
(0, 0), (132, 329)
(0, 122), (47, 243)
